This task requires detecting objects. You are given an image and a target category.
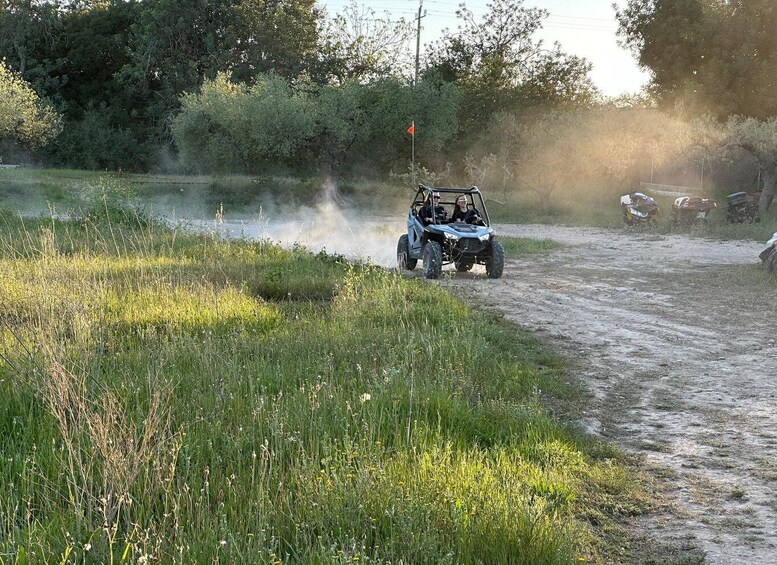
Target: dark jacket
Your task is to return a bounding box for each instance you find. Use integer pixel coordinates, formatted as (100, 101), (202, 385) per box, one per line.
(420, 203), (447, 224)
(451, 207), (483, 225)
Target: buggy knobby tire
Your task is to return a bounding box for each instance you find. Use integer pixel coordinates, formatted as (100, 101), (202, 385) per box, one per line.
(486, 240), (504, 279)
(423, 241), (443, 279)
(397, 234), (417, 270)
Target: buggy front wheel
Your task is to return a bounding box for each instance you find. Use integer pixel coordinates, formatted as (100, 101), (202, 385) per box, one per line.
(397, 234), (417, 270)
(423, 241), (443, 279)
(486, 240), (504, 279)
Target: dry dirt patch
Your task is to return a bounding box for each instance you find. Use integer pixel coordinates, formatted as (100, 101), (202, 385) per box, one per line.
(438, 224), (777, 564)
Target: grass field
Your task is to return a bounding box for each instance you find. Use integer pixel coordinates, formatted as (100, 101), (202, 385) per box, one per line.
(0, 196), (657, 563)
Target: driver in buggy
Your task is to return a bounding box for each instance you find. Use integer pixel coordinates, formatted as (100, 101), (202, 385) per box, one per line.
(419, 192), (448, 225)
(451, 193), (485, 225)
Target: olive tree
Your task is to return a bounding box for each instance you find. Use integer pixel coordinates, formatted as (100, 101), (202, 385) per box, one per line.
(726, 116), (777, 214)
(171, 73), (315, 173)
(0, 60), (61, 149)
(317, 0), (414, 84)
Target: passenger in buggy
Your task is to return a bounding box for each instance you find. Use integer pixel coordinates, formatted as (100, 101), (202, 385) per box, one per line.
(419, 192), (448, 225)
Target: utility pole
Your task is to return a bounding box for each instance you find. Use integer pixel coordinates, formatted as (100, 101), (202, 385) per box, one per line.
(414, 0), (424, 87)
(700, 156), (705, 189)
(411, 0), (425, 189)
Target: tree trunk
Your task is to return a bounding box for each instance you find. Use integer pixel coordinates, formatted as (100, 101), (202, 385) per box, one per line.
(759, 165), (777, 216)
(535, 184), (557, 213)
(539, 192), (550, 213)
(319, 157), (346, 204)
(13, 39), (26, 76)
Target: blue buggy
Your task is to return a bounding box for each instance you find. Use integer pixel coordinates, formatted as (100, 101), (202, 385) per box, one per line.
(396, 184), (504, 279)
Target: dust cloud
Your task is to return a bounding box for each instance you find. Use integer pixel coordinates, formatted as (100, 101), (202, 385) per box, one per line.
(467, 108), (696, 206)
(166, 199), (406, 268)
(0, 179), (408, 268)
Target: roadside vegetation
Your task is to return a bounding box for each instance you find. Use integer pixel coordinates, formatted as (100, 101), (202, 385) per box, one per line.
(0, 205), (661, 563)
(2, 167), (773, 248)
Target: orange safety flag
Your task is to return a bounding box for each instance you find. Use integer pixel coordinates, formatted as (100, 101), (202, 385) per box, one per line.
(406, 121), (415, 135)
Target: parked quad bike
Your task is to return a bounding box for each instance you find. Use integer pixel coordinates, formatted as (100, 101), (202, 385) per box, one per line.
(760, 247), (777, 274)
(671, 196), (717, 225)
(397, 184), (504, 279)
(621, 192), (659, 227)
(726, 191), (761, 224)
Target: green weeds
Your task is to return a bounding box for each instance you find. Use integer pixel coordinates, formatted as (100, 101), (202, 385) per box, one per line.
(500, 236), (563, 257)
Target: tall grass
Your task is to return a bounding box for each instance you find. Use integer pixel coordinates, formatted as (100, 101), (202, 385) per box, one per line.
(500, 236), (563, 257)
(0, 206), (649, 563)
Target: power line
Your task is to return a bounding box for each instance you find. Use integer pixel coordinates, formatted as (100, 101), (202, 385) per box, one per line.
(322, 0), (619, 23)
(319, 2), (619, 33)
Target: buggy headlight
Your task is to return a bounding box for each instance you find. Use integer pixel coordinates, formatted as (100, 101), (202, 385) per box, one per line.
(444, 232), (459, 241)
(478, 233), (491, 242)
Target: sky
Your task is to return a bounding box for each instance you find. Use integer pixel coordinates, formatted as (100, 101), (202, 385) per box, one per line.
(318, 0), (650, 97)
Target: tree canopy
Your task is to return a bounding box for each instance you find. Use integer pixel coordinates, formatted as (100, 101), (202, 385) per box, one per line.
(425, 0), (597, 139)
(171, 73), (461, 179)
(316, 0), (414, 84)
(616, 0), (777, 118)
(0, 60), (62, 149)
(0, 0), (596, 173)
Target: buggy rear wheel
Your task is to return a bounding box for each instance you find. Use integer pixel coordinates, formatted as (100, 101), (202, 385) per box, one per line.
(486, 240), (504, 279)
(397, 234), (417, 270)
(423, 241), (443, 279)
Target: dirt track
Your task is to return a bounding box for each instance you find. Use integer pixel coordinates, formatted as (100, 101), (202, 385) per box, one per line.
(437, 225), (776, 564)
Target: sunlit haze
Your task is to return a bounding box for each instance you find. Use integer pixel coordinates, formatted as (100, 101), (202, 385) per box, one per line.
(318, 0), (650, 97)
(143, 188), (406, 268)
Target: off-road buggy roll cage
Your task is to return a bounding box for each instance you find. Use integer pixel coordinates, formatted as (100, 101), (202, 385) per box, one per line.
(396, 184), (504, 279)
